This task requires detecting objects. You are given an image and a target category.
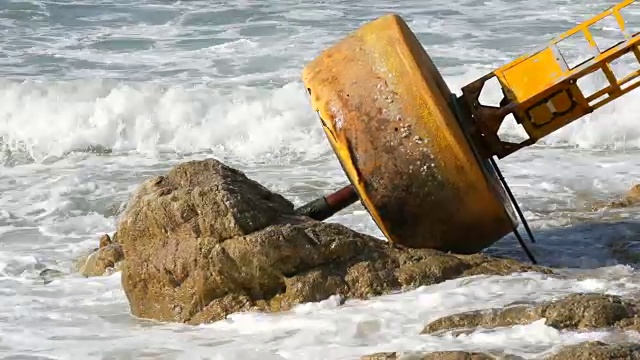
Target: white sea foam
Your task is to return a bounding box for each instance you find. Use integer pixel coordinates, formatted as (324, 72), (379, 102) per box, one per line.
(0, 79), (329, 163)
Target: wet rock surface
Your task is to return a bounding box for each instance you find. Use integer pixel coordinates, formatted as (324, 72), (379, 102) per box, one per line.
(421, 293), (639, 334)
(115, 158), (551, 324)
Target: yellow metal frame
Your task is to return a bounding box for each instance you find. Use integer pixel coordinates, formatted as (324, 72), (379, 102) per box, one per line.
(460, 0), (640, 158)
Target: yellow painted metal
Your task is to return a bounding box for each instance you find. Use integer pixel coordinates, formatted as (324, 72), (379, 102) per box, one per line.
(461, 0), (640, 158)
(302, 14), (516, 253)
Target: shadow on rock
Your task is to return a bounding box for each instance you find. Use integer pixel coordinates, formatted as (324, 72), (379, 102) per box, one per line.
(484, 219), (640, 270)
(479, 182), (640, 269)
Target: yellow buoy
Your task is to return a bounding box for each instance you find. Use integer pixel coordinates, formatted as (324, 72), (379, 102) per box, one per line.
(302, 14), (516, 253)
(301, 0), (640, 255)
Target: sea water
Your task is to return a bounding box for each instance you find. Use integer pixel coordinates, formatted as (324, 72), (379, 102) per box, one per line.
(1, 1), (640, 359)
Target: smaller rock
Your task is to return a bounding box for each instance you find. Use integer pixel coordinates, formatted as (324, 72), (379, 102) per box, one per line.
(361, 353), (396, 360)
(74, 233), (125, 277)
(422, 293), (638, 334)
(38, 268), (65, 285)
(361, 351), (513, 360)
(547, 341), (640, 360)
(422, 305), (539, 335)
(542, 293), (634, 330)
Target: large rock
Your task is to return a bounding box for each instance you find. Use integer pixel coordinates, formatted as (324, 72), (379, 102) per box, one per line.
(421, 293), (639, 334)
(116, 158), (550, 324)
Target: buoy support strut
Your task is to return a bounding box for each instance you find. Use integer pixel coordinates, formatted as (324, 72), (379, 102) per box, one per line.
(294, 185), (359, 221)
(461, 0), (640, 159)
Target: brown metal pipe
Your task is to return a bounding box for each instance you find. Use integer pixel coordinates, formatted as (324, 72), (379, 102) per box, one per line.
(294, 185), (359, 221)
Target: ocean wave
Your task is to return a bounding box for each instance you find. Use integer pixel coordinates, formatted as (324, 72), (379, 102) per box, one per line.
(0, 79), (330, 165)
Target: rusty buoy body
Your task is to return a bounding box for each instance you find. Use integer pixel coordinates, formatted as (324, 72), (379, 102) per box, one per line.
(298, 1), (640, 258)
(301, 14), (517, 254)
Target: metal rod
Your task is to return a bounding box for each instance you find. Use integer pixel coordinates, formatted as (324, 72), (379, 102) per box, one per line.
(294, 184), (359, 221)
(513, 226), (538, 264)
(489, 156), (537, 244)
(488, 156), (538, 264)
(449, 93), (537, 263)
